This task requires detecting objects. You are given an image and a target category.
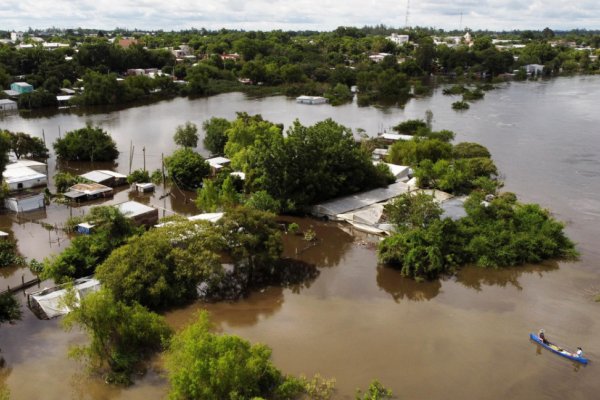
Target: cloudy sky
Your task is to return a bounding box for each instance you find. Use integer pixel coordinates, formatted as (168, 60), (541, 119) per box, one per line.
(2, 0), (600, 32)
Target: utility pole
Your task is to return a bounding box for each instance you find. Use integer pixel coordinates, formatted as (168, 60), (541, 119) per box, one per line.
(142, 146), (146, 172)
(161, 153), (165, 185)
(405, 0), (410, 28)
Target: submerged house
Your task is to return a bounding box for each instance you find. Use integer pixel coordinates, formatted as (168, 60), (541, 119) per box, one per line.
(296, 95), (328, 105)
(0, 99), (17, 112)
(79, 170), (127, 187)
(2, 160), (48, 213)
(206, 156), (231, 175)
(2, 165), (47, 191)
(116, 201), (158, 227)
(63, 183), (113, 202)
(28, 277), (101, 319)
(4, 191), (45, 213)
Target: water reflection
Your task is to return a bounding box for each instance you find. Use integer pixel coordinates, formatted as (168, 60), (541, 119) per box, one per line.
(376, 266), (442, 302)
(281, 218), (354, 268)
(167, 287), (286, 330)
(454, 261), (560, 291)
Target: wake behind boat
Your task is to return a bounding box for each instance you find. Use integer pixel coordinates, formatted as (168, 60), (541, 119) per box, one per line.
(530, 333), (589, 365)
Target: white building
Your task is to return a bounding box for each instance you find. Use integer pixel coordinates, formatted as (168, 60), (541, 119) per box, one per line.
(296, 95), (328, 104)
(4, 191), (45, 213)
(0, 99), (17, 112)
(2, 166), (47, 191)
(368, 53), (392, 63)
(10, 31), (24, 42)
(387, 33), (409, 45)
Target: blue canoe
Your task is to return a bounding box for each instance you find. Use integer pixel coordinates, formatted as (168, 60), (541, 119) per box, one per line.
(530, 333), (589, 365)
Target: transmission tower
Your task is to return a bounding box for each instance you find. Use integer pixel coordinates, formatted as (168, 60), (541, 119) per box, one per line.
(405, 0), (410, 28)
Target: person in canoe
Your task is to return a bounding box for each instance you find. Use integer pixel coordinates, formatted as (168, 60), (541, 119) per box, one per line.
(576, 347), (584, 358)
(538, 329), (550, 345)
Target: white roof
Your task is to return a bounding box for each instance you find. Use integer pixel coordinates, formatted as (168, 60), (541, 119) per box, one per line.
(206, 157), (230, 167)
(0, 99), (16, 105)
(77, 222), (95, 229)
(372, 148), (389, 155)
(5, 160), (46, 169)
(136, 182), (154, 189)
(56, 95), (73, 101)
(382, 133), (414, 141)
(12, 82), (32, 87)
(30, 277), (101, 319)
(0, 231), (8, 237)
(2, 166), (46, 184)
(117, 201), (156, 218)
(68, 183), (112, 195)
(230, 171), (245, 180)
(80, 170), (112, 183)
(312, 181), (410, 217)
(97, 170), (127, 179)
(187, 212), (224, 223)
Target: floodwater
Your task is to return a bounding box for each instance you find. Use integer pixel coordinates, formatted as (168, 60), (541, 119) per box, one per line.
(1, 76), (600, 399)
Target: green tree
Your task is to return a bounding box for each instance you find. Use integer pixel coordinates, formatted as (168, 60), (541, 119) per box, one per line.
(202, 117), (231, 155)
(195, 178), (220, 212)
(245, 190), (281, 213)
(53, 125), (119, 162)
(165, 311), (302, 400)
(452, 142), (491, 159)
(165, 148), (210, 190)
(126, 169), (150, 184)
(384, 192), (443, 230)
(63, 289), (172, 385)
(0, 292), (21, 324)
(0, 131), (10, 175)
(219, 175), (240, 208)
(54, 172), (88, 193)
(0, 239), (23, 268)
(218, 207), (283, 290)
(95, 226), (222, 309)
(355, 381), (393, 400)
(173, 121), (199, 148)
(42, 207), (139, 283)
(5, 131), (49, 160)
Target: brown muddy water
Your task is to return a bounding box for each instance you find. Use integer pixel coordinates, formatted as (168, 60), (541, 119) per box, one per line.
(1, 77), (599, 399)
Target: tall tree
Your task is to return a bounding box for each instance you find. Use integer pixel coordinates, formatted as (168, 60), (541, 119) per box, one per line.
(63, 289), (171, 385)
(173, 121), (199, 148)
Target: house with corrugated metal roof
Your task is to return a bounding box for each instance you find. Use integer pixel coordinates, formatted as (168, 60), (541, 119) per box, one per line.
(79, 170), (127, 187)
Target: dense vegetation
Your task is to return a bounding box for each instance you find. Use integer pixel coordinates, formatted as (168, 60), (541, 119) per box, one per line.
(2, 27), (600, 109)
(0, 292), (21, 324)
(0, 129), (49, 160)
(379, 192), (577, 280)
(63, 288), (171, 384)
(164, 148), (210, 190)
(165, 311), (304, 400)
(42, 206), (141, 283)
(53, 125), (119, 161)
(192, 113), (394, 212)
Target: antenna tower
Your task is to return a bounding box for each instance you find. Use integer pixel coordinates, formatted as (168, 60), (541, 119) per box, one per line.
(405, 0), (410, 28)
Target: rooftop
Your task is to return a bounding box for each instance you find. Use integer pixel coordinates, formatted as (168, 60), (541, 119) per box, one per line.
(2, 166), (46, 184)
(312, 181), (410, 217)
(116, 201), (156, 218)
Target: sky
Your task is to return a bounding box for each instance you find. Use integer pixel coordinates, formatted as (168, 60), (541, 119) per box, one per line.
(2, 0), (600, 32)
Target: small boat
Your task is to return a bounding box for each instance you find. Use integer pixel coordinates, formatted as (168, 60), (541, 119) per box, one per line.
(529, 333), (589, 365)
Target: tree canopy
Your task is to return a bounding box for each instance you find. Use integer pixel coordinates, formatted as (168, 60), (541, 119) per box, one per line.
(165, 311), (303, 400)
(165, 148), (210, 190)
(173, 121), (199, 148)
(63, 289), (172, 384)
(53, 125), (119, 161)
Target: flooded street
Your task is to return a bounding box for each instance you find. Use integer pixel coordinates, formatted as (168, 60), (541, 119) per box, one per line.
(1, 76), (600, 399)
